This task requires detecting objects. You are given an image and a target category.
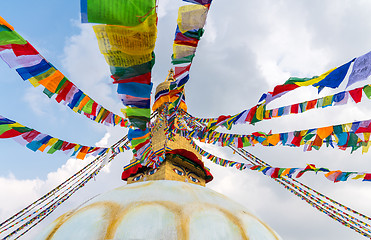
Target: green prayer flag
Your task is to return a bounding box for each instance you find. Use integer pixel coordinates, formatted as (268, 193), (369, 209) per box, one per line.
(333, 125), (343, 135)
(125, 107), (150, 118)
(47, 139), (64, 154)
(47, 147), (58, 154)
(347, 133), (358, 147)
(12, 126), (33, 133)
(43, 88), (55, 98)
(128, 117), (148, 130)
(53, 139), (64, 150)
(82, 99), (94, 114)
(84, 0), (156, 26)
(0, 125), (12, 135)
(312, 145), (320, 150)
(171, 54), (195, 65)
(284, 76), (318, 85)
(303, 133), (316, 141)
(243, 138), (251, 147)
(183, 29), (204, 40)
(363, 85), (371, 99)
(0, 29), (27, 45)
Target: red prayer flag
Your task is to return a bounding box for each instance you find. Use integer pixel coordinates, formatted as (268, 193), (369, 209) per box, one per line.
(291, 134), (302, 147)
(112, 72), (151, 84)
(55, 81), (73, 103)
(174, 32), (199, 47)
(91, 102), (98, 116)
(349, 87), (363, 103)
(11, 42), (39, 57)
(21, 130), (40, 142)
(272, 84), (299, 96)
(237, 137), (243, 148)
(306, 99), (317, 110)
(355, 122), (371, 133)
(290, 104), (299, 114)
(62, 143), (77, 151)
(174, 64), (191, 79)
(271, 168), (280, 178)
(0, 44), (12, 51)
(363, 173), (371, 181)
(245, 106), (257, 123)
(0, 129), (24, 138)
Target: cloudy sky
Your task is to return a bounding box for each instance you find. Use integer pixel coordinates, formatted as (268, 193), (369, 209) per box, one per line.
(1, 0), (371, 239)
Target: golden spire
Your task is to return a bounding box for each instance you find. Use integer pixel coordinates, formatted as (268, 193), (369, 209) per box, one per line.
(124, 69), (213, 186)
(166, 68), (174, 82)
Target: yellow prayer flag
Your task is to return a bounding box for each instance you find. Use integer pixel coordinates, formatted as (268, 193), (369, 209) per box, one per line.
(352, 173), (366, 180)
(364, 132), (370, 142)
(30, 67), (56, 81)
(93, 14), (157, 56)
(9, 123), (25, 128)
(173, 44), (196, 59)
(362, 141), (371, 154)
(95, 108), (105, 122)
(258, 166), (268, 172)
(342, 123), (353, 132)
(47, 138), (58, 146)
(296, 68), (336, 86)
(103, 51), (153, 68)
(255, 104), (265, 121)
(177, 4), (208, 33)
(29, 78), (41, 87)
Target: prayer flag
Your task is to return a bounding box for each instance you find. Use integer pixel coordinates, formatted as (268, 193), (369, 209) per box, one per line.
(349, 87), (363, 103)
(313, 59), (355, 92)
(117, 82), (153, 98)
(347, 51), (371, 87)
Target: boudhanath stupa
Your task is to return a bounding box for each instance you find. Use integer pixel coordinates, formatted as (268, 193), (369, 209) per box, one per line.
(36, 76), (281, 240)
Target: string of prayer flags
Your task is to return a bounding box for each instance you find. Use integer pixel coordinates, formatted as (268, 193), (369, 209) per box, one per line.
(237, 149), (371, 235)
(257, 50), (371, 106)
(81, 0), (156, 26)
(192, 83), (371, 132)
(190, 139), (371, 183)
(182, 113), (371, 154)
(164, 1), (213, 129)
(128, 128), (152, 163)
(83, 0), (158, 163)
(0, 115), (111, 160)
(0, 18), (128, 128)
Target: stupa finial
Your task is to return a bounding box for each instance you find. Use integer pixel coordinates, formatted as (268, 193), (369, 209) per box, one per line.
(166, 68), (175, 82)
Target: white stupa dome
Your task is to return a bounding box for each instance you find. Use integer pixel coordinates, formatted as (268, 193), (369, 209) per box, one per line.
(36, 180), (281, 240)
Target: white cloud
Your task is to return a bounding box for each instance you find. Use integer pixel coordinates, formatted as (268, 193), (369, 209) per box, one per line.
(23, 87), (53, 116)
(61, 20), (122, 115)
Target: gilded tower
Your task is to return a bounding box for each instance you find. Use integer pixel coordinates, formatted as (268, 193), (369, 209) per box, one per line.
(123, 70), (213, 186)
